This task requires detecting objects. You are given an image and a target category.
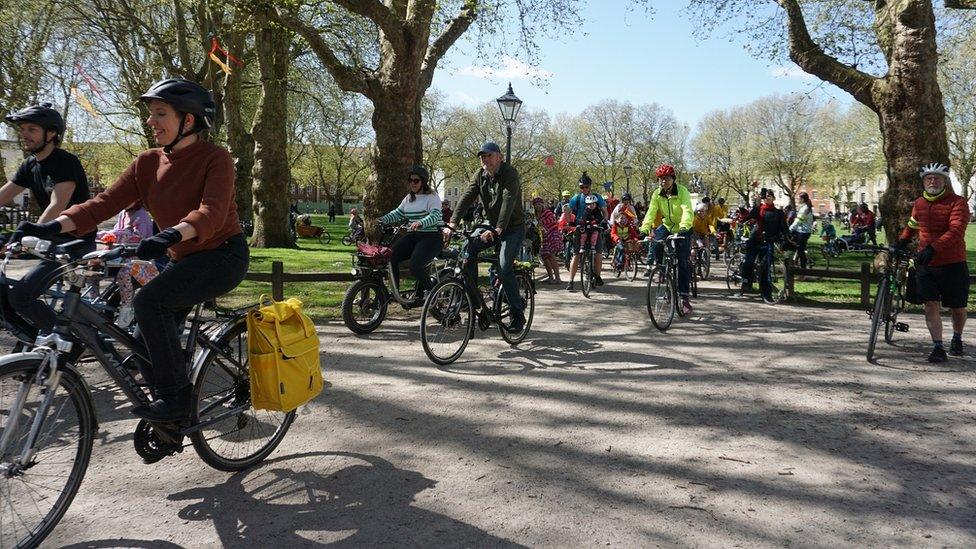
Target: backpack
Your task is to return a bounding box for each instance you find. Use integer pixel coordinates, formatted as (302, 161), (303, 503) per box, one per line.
(247, 296), (324, 412)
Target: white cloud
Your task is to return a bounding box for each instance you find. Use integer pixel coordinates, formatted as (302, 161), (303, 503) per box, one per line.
(451, 90), (480, 105)
(770, 65), (816, 80)
(457, 56), (554, 81)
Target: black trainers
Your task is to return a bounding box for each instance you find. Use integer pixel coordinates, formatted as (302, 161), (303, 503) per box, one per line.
(508, 310), (526, 333)
(949, 339), (963, 356)
(928, 346), (948, 363)
(566, 282), (575, 291)
(132, 385), (193, 422)
(594, 275), (604, 286)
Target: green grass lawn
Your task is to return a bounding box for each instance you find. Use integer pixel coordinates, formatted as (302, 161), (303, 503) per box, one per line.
(225, 217), (976, 317)
(789, 223), (976, 308)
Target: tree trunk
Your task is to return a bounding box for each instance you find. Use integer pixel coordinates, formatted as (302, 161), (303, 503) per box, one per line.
(223, 19), (254, 224)
(249, 10), (293, 248)
(363, 92), (420, 233)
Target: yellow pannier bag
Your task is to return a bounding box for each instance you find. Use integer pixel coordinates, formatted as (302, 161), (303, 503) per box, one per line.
(247, 296), (323, 412)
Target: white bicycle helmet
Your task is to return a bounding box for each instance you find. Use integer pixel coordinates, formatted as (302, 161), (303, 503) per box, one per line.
(919, 163), (950, 178)
(584, 194), (598, 205)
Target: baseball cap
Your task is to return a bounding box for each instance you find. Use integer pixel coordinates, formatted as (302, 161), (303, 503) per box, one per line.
(477, 141), (502, 157)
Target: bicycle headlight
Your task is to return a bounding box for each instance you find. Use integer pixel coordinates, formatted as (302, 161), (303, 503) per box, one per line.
(453, 266), (461, 275)
(351, 268), (359, 276)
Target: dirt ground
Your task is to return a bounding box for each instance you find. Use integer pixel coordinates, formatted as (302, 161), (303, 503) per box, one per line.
(6, 261), (975, 548)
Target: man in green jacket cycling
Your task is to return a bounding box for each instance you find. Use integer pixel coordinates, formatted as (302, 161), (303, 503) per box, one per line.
(640, 163), (695, 315)
(448, 141), (527, 332)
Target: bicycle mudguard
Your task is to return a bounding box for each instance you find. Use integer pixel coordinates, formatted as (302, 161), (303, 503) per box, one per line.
(0, 352), (98, 431)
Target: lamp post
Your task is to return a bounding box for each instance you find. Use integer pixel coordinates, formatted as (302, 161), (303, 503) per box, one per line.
(496, 82), (523, 164)
(623, 165), (633, 195)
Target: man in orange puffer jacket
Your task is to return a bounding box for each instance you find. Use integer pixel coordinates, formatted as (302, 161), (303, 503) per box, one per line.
(897, 163), (970, 363)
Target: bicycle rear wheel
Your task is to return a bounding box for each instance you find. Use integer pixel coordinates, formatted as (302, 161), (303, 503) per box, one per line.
(421, 279), (474, 365)
(191, 319), (296, 472)
(646, 266), (675, 331)
(0, 358), (95, 549)
(497, 274), (534, 344)
(867, 278), (890, 360)
(581, 251), (593, 298)
(318, 230), (332, 245)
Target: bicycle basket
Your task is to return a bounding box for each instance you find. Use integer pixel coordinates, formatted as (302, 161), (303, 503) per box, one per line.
(355, 242), (392, 267)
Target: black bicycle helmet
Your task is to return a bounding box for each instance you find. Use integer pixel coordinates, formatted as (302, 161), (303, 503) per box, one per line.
(5, 103), (65, 152)
(579, 172), (593, 186)
(140, 79), (215, 127)
(621, 193), (633, 201)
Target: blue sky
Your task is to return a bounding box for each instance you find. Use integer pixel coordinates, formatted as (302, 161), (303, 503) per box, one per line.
(431, 1), (851, 129)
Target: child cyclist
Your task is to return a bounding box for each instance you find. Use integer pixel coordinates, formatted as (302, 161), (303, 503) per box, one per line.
(577, 194), (606, 253)
(611, 210), (639, 270)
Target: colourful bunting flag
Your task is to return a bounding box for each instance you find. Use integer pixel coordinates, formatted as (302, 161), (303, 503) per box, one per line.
(71, 87), (100, 118)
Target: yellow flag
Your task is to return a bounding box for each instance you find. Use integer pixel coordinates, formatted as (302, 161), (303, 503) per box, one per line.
(71, 87), (100, 118)
(209, 52), (233, 75)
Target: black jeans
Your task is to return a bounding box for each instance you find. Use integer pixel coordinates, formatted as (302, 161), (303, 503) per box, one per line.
(389, 231), (443, 298)
(9, 240), (97, 334)
(790, 231), (811, 268)
(133, 234), (248, 396)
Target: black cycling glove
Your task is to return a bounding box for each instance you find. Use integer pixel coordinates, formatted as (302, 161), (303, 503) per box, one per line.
(10, 220), (63, 245)
(916, 245), (936, 266)
(894, 237), (912, 251)
(136, 228), (183, 260)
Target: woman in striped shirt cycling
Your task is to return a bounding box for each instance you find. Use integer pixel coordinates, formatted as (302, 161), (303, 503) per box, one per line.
(378, 165), (443, 306)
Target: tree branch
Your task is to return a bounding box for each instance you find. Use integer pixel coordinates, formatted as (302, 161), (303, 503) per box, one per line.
(946, 0), (976, 8)
(270, 7), (372, 96)
(333, 0), (406, 54)
(420, 0), (477, 89)
(776, 0), (878, 110)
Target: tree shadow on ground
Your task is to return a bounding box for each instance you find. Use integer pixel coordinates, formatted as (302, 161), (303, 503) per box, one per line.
(60, 540), (184, 548)
(168, 451), (525, 548)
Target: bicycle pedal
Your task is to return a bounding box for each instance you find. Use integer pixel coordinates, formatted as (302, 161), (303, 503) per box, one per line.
(895, 322), (909, 332)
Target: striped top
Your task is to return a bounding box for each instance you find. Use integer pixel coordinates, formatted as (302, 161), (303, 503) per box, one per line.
(379, 193), (443, 232)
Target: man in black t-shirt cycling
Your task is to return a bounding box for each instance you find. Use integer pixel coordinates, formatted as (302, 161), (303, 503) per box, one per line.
(0, 103), (95, 335)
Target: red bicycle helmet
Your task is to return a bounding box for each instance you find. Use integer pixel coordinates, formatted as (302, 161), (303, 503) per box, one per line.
(655, 163), (676, 179)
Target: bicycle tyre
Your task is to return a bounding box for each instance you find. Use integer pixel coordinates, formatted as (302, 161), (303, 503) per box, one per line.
(884, 282), (903, 344)
(646, 265), (675, 331)
(725, 260), (742, 295)
(318, 230), (332, 245)
(699, 249), (711, 280)
(581, 250), (593, 298)
(0, 357), (95, 549)
(690, 259), (698, 298)
(867, 278), (889, 361)
(626, 254), (639, 282)
(497, 274), (535, 344)
(191, 319), (296, 472)
(341, 235), (354, 246)
(421, 279), (474, 365)
(341, 279), (388, 334)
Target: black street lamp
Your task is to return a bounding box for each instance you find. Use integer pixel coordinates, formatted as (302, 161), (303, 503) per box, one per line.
(496, 82), (523, 164)
(623, 165), (633, 195)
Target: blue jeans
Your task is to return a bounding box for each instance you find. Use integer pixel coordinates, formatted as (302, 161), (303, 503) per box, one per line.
(464, 227), (525, 314)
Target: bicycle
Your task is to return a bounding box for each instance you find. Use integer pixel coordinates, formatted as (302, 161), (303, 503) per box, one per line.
(341, 226), (365, 246)
(646, 234), (688, 331)
(577, 222), (606, 298)
(420, 224), (536, 365)
(725, 237), (748, 295)
(340, 224), (451, 334)
(612, 239), (642, 282)
(0, 237), (295, 549)
(294, 214), (331, 245)
(866, 246), (913, 361)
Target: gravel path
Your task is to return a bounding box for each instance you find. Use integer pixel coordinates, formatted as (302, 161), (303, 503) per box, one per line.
(8, 266), (974, 548)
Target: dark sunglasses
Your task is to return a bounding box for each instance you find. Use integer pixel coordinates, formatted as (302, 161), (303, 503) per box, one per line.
(408, 177), (422, 183)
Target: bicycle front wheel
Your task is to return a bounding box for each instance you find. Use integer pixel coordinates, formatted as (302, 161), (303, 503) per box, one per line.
(726, 260), (742, 295)
(0, 357), (95, 549)
(626, 254), (639, 282)
(646, 266), (675, 331)
(191, 319), (296, 472)
(341, 279), (388, 334)
(318, 230), (332, 245)
(421, 279), (474, 365)
(867, 278), (890, 361)
(699, 249), (711, 280)
(581, 251), (593, 298)
(884, 282), (903, 344)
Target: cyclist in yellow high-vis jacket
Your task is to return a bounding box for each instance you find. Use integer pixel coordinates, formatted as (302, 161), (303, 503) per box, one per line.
(640, 164), (695, 315)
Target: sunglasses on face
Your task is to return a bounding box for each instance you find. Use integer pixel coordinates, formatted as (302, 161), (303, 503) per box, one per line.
(408, 177), (422, 183)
